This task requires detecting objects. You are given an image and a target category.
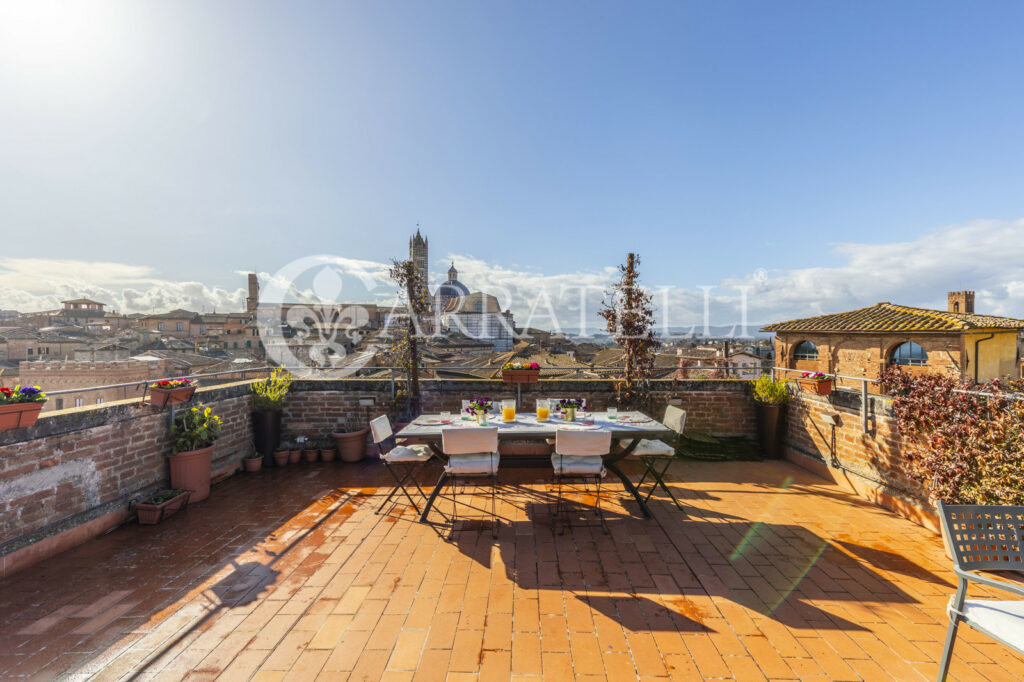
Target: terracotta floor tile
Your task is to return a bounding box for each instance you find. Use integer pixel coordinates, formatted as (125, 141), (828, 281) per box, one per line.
(0, 460), (1021, 681)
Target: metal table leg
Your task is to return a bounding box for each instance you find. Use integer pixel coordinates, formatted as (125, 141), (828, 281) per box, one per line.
(419, 470), (449, 523)
(605, 462), (652, 518)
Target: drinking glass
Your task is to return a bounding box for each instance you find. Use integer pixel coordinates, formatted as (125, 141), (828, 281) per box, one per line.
(607, 407), (618, 420)
(461, 400), (472, 420)
(536, 399), (550, 422)
(440, 411), (452, 424)
(502, 399), (516, 423)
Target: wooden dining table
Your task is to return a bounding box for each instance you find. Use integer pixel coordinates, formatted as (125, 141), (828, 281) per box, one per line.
(394, 411), (674, 522)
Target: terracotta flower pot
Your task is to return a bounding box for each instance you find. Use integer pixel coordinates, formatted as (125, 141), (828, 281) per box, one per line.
(320, 448), (337, 462)
(332, 428), (369, 463)
(150, 386), (195, 407)
(0, 403), (43, 430)
(288, 450), (301, 464)
(502, 368), (540, 384)
(242, 456), (262, 472)
(273, 450), (289, 467)
(303, 449), (318, 463)
(798, 378), (833, 396)
(134, 489), (191, 525)
(167, 445), (213, 502)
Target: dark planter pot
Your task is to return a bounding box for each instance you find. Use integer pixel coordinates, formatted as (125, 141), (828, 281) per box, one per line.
(755, 403), (787, 460)
(251, 409), (283, 466)
(332, 428), (369, 463)
(242, 456), (262, 473)
(273, 450), (289, 467)
(320, 448), (336, 462)
(167, 446), (213, 502)
(288, 450), (301, 464)
(133, 489), (191, 525)
(302, 449), (318, 463)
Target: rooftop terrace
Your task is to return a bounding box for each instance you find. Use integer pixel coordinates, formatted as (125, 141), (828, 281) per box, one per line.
(1, 378), (1022, 680)
(2, 457), (1021, 680)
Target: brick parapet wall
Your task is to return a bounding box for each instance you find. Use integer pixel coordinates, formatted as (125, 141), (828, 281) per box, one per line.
(0, 378), (755, 577)
(782, 387), (937, 531)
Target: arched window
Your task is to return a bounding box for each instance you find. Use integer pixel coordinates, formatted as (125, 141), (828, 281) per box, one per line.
(793, 341), (819, 361)
(890, 341), (927, 366)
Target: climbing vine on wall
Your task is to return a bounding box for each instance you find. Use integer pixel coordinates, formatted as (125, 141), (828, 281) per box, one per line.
(880, 366), (1024, 505)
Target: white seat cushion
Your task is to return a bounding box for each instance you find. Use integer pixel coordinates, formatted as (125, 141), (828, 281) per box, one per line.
(551, 454), (606, 477)
(959, 599), (1024, 652)
(445, 452), (499, 476)
(383, 444), (433, 463)
(627, 439), (675, 458)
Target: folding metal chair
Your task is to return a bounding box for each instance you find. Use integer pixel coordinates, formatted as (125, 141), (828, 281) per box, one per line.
(440, 427), (500, 538)
(626, 405), (687, 512)
(369, 415), (434, 515)
(552, 429), (610, 535)
(936, 502), (1024, 682)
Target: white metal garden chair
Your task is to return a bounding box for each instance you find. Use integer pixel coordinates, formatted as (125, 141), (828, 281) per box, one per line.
(625, 405), (687, 513)
(936, 502), (1024, 681)
(369, 415), (434, 515)
(439, 427), (500, 538)
(552, 429), (610, 535)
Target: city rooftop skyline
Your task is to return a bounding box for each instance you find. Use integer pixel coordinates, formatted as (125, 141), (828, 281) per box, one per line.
(2, 1), (1024, 326)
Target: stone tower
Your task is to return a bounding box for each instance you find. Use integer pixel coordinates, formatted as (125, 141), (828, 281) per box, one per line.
(409, 229), (429, 298)
(947, 291), (975, 314)
(246, 273), (259, 313)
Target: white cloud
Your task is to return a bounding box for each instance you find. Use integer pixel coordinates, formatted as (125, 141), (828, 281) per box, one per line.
(2, 219), (1023, 332)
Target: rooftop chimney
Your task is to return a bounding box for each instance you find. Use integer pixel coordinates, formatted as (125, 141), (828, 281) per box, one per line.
(947, 291), (974, 314)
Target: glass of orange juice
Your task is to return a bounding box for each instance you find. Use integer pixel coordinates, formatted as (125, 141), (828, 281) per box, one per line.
(502, 399), (516, 422)
(536, 399), (550, 422)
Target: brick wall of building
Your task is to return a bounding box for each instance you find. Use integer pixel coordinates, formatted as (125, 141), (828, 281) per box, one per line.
(19, 360), (174, 412)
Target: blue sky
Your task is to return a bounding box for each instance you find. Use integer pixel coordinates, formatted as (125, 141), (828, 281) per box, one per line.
(1, 1), (1023, 325)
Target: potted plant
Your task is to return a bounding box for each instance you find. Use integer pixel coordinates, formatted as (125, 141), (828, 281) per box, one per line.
(465, 396), (494, 425)
(273, 449), (290, 467)
(332, 415), (370, 463)
(501, 362), (541, 383)
(250, 369), (293, 466)
(797, 371), (833, 396)
(168, 404), (223, 502)
(150, 378), (196, 407)
(242, 453), (262, 472)
(0, 385), (47, 430)
(133, 488), (191, 525)
(558, 398), (584, 422)
(750, 375), (790, 459)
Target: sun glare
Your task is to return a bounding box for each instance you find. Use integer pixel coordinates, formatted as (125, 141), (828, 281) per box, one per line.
(0, 0), (123, 77)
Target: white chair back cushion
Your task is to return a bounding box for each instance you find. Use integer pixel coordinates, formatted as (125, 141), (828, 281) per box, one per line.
(369, 415), (393, 444)
(555, 429), (611, 456)
(663, 405), (686, 435)
(442, 427), (499, 455)
(445, 452), (499, 475)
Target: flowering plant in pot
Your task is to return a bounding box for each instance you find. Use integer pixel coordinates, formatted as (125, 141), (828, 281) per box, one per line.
(501, 361), (541, 383)
(797, 371), (833, 396)
(150, 378), (196, 407)
(133, 488), (191, 525)
(0, 385), (47, 430)
(557, 398), (584, 422)
(750, 376), (790, 459)
(465, 396), (494, 425)
(169, 404), (223, 502)
(250, 369), (292, 466)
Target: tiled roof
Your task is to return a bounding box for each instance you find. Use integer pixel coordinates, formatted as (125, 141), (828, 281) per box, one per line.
(761, 302), (1024, 333)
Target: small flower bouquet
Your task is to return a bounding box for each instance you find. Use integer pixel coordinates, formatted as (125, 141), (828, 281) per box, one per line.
(149, 378), (196, 408)
(465, 397), (494, 424)
(797, 372), (833, 396)
(501, 361), (541, 384)
(0, 385), (48, 430)
(558, 398), (584, 421)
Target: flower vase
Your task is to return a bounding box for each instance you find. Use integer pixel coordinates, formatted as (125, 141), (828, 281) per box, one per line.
(476, 411), (489, 425)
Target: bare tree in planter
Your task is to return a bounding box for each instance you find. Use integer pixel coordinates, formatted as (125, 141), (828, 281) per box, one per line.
(600, 252), (657, 411)
(387, 258), (430, 418)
